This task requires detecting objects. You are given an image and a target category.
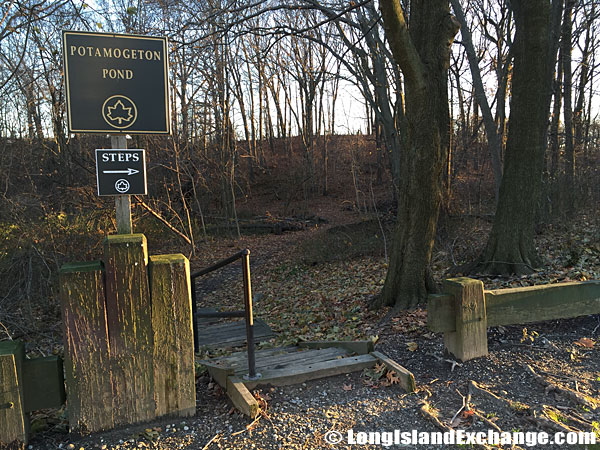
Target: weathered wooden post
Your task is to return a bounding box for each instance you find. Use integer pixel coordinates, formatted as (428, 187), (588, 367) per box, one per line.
(1, 341), (66, 446)
(104, 234), (155, 425)
(111, 135), (132, 234)
(442, 277), (488, 361)
(0, 341), (27, 448)
(60, 235), (196, 433)
(149, 254), (196, 417)
(60, 261), (114, 432)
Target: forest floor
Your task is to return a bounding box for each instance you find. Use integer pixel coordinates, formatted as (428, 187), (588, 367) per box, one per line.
(19, 193), (600, 450)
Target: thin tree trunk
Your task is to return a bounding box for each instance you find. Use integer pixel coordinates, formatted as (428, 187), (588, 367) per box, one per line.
(450, 0), (502, 203)
(562, 0), (575, 212)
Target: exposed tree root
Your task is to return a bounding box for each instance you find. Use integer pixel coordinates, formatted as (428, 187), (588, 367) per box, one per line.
(472, 410), (502, 433)
(525, 364), (598, 410)
(419, 400), (451, 432)
(525, 413), (575, 433)
(467, 380), (589, 436)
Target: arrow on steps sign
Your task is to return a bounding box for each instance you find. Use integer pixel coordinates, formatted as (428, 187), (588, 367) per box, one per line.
(103, 168), (140, 175)
(95, 149), (147, 196)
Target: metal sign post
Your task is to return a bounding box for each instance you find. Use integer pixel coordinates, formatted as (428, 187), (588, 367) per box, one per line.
(111, 135), (131, 234)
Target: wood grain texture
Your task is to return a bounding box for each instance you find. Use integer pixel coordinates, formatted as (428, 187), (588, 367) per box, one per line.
(370, 351), (416, 393)
(0, 342), (27, 447)
(104, 234), (155, 425)
(149, 254), (196, 418)
(241, 354), (377, 389)
(60, 262), (114, 432)
(442, 278), (488, 361)
(195, 319), (276, 349)
(298, 340), (374, 355)
(201, 347), (349, 377)
(428, 281), (600, 333)
(226, 377), (259, 418)
(485, 280), (600, 326)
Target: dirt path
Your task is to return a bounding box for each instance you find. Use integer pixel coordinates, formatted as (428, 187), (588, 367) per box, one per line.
(26, 204), (600, 449)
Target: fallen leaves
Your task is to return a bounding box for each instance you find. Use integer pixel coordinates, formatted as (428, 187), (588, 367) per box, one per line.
(391, 310), (427, 334)
(449, 409), (475, 428)
(406, 342), (419, 352)
(251, 257), (388, 346)
(362, 363), (402, 388)
(136, 427), (162, 442)
(575, 337), (595, 348)
(386, 370), (400, 385)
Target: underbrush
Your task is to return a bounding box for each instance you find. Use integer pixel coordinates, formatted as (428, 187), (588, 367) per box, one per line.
(0, 208), (113, 343)
(297, 218), (391, 265)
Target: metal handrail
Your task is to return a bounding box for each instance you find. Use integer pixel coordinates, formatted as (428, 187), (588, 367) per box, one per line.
(191, 249), (260, 380)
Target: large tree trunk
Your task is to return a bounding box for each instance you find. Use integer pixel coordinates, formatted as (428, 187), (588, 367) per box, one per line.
(374, 0), (459, 309)
(475, 0), (552, 275)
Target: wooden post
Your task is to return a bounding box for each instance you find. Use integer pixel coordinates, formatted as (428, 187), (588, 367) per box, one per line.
(60, 261), (114, 432)
(149, 254), (196, 418)
(0, 341), (27, 448)
(104, 234), (155, 425)
(442, 277), (488, 361)
(111, 135), (132, 234)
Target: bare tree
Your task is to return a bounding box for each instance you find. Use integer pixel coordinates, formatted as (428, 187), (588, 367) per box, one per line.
(374, 0), (460, 309)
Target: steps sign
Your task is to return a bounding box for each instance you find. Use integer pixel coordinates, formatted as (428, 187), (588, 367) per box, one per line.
(62, 31), (170, 134)
(96, 149), (147, 196)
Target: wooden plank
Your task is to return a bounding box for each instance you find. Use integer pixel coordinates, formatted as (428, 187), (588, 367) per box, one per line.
(196, 318), (273, 338)
(0, 341), (27, 447)
(196, 318), (276, 348)
(201, 346), (298, 367)
(233, 347), (349, 375)
(201, 349), (297, 372)
(370, 351), (416, 393)
(486, 280), (600, 327)
(60, 261), (114, 432)
(196, 307), (220, 326)
(298, 340), (374, 355)
(104, 234), (154, 425)
(226, 377), (259, 418)
(22, 356), (65, 412)
(241, 354), (377, 389)
(202, 347), (347, 374)
(149, 254), (196, 418)
(442, 278), (488, 361)
(207, 366), (235, 388)
(427, 294), (455, 332)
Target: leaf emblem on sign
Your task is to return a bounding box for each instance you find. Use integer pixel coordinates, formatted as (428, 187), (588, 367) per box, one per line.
(107, 100), (134, 124)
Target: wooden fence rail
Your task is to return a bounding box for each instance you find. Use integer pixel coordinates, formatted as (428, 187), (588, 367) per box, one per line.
(428, 278), (600, 361)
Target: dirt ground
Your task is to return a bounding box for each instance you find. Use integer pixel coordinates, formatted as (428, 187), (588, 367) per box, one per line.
(18, 197), (600, 449)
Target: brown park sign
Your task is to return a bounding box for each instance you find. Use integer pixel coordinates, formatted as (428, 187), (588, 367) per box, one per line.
(62, 30), (170, 134)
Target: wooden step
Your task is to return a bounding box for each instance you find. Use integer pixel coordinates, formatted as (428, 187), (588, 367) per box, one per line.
(202, 347), (349, 374)
(196, 318), (276, 349)
(238, 353), (378, 389)
(198, 343), (417, 419)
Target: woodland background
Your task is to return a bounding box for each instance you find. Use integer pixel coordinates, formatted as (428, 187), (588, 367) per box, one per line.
(0, 0), (599, 342)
